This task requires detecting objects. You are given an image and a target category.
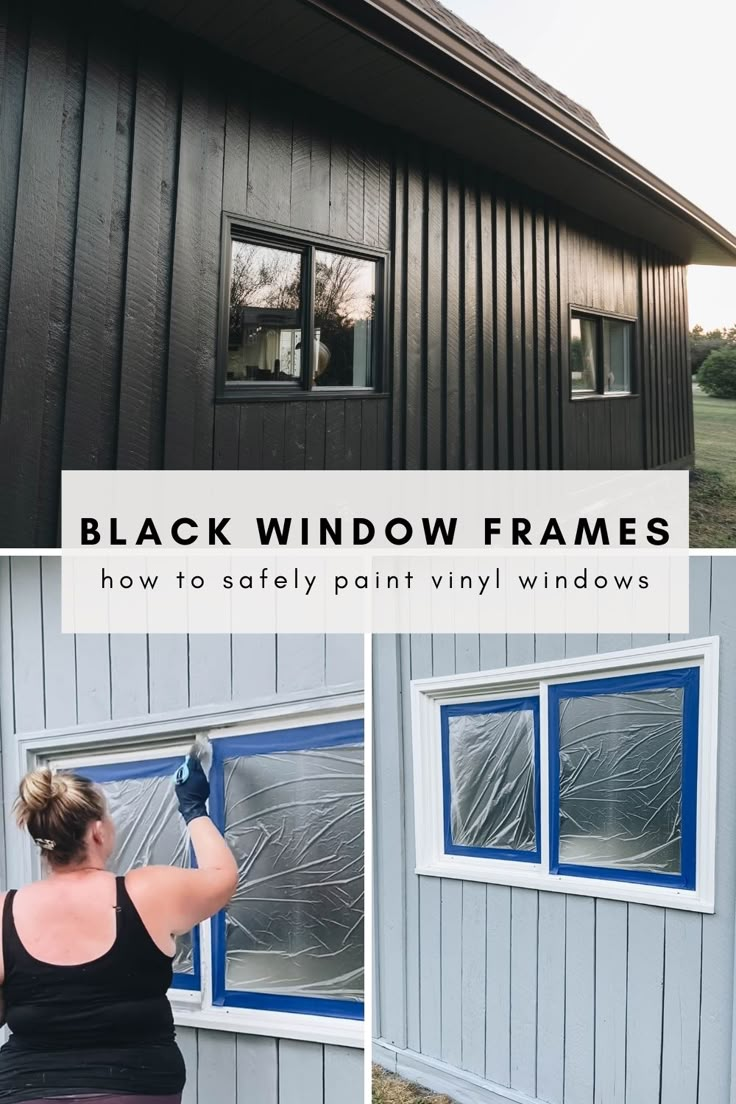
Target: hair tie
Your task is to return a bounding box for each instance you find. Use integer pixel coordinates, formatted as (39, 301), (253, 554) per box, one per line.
(34, 838), (56, 851)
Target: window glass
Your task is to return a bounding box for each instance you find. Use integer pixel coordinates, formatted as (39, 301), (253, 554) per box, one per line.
(98, 772), (196, 978)
(445, 704), (537, 855)
(227, 241), (302, 384)
(557, 686), (684, 875)
(604, 319), (633, 393)
(570, 314), (598, 392)
(223, 745), (364, 1003)
(313, 251), (376, 387)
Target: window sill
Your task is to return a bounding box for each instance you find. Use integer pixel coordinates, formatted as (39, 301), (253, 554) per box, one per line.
(217, 388), (389, 403)
(415, 855), (714, 913)
(170, 1000), (364, 1047)
(570, 392), (639, 402)
(168, 987), (201, 1006)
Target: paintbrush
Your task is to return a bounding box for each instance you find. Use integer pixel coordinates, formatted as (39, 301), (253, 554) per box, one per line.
(174, 733), (212, 784)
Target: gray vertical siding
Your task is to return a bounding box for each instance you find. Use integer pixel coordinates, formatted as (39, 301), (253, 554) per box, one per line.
(373, 557), (736, 1104)
(0, 556), (364, 1104)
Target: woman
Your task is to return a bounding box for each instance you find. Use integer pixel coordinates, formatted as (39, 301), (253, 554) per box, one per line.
(0, 755), (237, 1104)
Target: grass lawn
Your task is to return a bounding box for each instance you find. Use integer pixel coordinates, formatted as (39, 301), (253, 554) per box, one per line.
(691, 392), (736, 547)
(372, 1066), (454, 1104)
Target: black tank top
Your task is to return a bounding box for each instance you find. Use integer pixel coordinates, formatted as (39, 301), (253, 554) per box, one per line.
(0, 876), (186, 1103)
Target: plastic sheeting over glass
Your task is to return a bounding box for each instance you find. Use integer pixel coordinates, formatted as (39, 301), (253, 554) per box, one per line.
(557, 687), (684, 873)
(448, 707), (536, 852)
(223, 745), (364, 1002)
(101, 773), (194, 976)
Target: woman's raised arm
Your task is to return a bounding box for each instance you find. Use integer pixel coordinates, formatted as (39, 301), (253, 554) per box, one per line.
(127, 758), (238, 941)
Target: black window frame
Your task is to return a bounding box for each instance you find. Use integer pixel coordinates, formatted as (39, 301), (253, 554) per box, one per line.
(218, 213), (389, 401)
(568, 305), (637, 400)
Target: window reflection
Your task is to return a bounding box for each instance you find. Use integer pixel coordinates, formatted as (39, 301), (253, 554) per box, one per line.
(313, 251), (376, 387)
(227, 242), (302, 383)
(570, 315), (598, 392)
(570, 311), (634, 397)
(603, 319), (632, 393)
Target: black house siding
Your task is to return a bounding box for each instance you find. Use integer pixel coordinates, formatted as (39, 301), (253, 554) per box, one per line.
(0, 0), (693, 547)
(391, 152), (692, 472)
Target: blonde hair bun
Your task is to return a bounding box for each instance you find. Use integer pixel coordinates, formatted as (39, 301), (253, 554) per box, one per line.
(14, 766), (100, 821)
(15, 768), (60, 825)
(14, 767), (106, 865)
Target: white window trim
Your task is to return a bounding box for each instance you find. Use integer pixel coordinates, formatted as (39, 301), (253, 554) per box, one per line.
(411, 637), (719, 913)
(8, 684), (365, 1049)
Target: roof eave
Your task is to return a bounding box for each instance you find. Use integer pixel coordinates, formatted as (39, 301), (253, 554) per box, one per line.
(122, 0), (736, 265)
(305, 0), (736, 265)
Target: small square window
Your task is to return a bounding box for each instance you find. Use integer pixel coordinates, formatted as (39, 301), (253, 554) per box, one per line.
(221, 220), (384, 396)
(548, 667), (699, 887)
(441, 697), (540, 862)
(570, 310), (634, 397)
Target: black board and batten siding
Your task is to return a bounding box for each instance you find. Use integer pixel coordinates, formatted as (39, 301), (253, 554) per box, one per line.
(0, 0), (693, 546)
(393, 160), (691, 472)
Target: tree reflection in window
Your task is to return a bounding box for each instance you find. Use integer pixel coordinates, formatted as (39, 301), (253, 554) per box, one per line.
(225, 235), (379, 389)
(227, 242), (302, 383)
(314, 251), (375, 387)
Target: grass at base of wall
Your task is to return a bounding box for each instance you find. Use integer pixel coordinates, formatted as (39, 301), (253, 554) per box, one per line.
(690, 469), (736, 548)
(372, 1066), (454, 1104)
(691, 392), (736, 547)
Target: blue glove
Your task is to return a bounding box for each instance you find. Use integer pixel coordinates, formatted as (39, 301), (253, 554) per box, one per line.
(175, 755), (210, 824)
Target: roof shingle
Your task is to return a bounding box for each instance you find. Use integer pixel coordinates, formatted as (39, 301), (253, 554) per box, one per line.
(407, 0), (607, 137)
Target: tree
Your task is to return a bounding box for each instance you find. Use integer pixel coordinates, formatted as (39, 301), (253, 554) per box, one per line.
(314, 254), (367, 323)
(690, 323), (736, 375)
(229, 243), (300, 313)
(698, 347), (736, 399)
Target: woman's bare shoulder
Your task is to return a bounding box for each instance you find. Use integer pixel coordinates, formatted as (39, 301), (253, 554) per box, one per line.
(125, 865), (190, 896)
(126, 865), (185, 883)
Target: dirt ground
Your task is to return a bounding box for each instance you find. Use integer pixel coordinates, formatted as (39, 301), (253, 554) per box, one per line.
(372, 1065), (455, 1104)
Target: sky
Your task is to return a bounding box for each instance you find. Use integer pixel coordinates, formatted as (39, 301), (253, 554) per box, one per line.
(444, 0), (736, 330)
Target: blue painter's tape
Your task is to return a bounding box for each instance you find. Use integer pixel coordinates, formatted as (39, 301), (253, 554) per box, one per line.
(210, 718), (364, 766)
(77, 756), (182, 784)
(440, 697), (541, 864)
(547, 665), (700, 890)
(209, 718), (365, 1021)
(212, 990), (364, 1019)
